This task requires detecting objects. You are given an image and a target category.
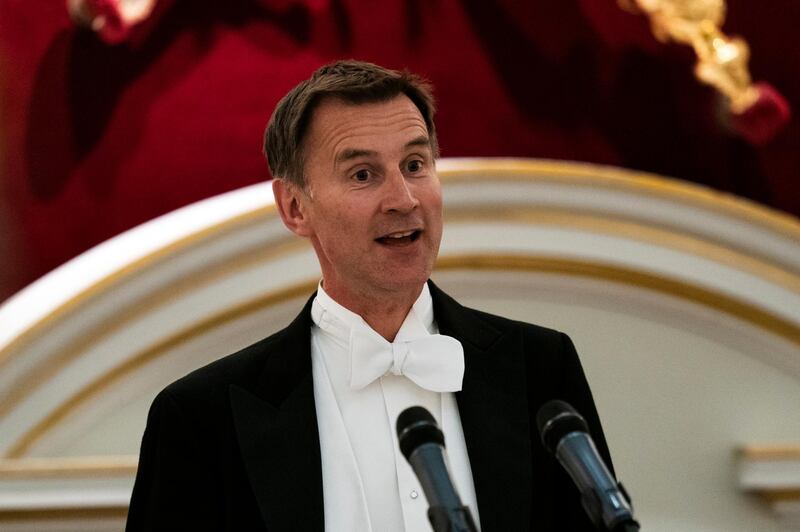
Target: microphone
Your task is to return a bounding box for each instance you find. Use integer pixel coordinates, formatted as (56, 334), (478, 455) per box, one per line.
(536, 400), (639, 532)
(396, 406), (478, 532)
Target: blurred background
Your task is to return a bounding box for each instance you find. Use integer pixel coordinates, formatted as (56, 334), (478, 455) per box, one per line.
(1, 0), (798, 304)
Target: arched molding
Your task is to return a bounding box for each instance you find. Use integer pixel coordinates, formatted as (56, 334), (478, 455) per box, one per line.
(0, 158), (798, 530)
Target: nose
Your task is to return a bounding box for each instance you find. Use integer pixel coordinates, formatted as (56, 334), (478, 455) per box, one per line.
(382, 169), (419, 213)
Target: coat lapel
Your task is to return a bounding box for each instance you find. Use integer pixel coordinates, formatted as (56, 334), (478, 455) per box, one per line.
(430, 281), (533, 532)
(229, 296), (324, 531)
(227, 284), (533, 531)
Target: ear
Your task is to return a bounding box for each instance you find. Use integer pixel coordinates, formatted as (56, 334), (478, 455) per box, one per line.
(272, 178), (312, 237)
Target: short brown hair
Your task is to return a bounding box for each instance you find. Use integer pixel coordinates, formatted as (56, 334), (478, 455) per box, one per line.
(264, 60), (438, 187)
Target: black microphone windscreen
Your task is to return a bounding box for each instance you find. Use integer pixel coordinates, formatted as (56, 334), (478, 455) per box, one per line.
(536, 400), (590, 455)
(396, 406), (446, 459)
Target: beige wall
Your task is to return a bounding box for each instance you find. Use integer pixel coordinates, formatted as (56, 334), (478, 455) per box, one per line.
(1, 159), (798, 531)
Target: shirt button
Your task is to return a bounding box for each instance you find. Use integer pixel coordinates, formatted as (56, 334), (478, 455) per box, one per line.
(410, 490), (419, 499)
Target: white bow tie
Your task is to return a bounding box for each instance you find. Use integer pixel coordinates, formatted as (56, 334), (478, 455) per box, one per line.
(349, 327), (465, 392)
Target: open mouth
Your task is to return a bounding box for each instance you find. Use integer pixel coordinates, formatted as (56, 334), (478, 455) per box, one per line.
(375, 230), (421, 246)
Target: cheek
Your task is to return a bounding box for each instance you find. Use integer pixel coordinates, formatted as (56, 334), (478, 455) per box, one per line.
(423, 178), (443, 205)
(428, 191), (444, 241)
(423, 187), (444, 219)
(315, 205), (369, 246)
(328, 208), (366, 236)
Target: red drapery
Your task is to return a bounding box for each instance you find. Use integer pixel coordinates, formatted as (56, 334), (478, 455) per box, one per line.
(1, 0), (798, 302)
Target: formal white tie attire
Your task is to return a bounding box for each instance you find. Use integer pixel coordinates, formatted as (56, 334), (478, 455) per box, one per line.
(310, 283), (481, 532)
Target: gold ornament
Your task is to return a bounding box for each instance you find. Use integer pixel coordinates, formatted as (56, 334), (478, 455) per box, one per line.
(620, 0), (759, 113)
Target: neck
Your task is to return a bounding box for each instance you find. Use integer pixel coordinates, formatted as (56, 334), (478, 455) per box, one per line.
(322, 282), (424, 342)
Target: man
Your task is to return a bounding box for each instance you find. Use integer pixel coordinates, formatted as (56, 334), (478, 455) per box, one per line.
(127, 60), (613, 531)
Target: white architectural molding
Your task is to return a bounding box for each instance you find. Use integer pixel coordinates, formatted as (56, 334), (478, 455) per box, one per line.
(738, 447), (800, 526)
(0, 158), (798, 531)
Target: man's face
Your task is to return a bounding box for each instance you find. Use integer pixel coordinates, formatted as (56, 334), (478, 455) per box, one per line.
(286, 94), (443, 304)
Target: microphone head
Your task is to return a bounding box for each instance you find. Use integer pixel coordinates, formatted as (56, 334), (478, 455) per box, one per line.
(396, 406), (445, 460)
(536, 400), (590, 455)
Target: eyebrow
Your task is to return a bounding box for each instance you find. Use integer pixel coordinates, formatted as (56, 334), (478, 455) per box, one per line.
(336, 148), (376, 165)
(334, 136), (432, 165)
(405, 135), (431, 150)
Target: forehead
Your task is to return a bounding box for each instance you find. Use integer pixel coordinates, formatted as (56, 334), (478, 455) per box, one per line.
(304, 95), (430, 162)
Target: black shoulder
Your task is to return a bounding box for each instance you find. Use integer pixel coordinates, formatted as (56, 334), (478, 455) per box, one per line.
(448, 299), (569, 351)
(164, 328), (286, 397)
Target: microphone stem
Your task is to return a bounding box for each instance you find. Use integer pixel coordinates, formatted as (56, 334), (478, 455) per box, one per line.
(428, 505), (478, 532)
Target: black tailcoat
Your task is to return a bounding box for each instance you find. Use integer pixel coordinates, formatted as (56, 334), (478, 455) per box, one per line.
(127, 282), (613, 531)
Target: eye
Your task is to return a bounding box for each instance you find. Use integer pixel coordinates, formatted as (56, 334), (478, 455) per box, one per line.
(353, 169), (371, 182)
(406, 159), (424, 173)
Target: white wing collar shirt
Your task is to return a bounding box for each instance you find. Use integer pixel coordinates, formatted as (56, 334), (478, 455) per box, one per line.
(310, 282), (481, 532)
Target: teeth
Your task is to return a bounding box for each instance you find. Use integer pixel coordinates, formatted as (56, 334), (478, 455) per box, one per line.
(386, 231), (414, 238)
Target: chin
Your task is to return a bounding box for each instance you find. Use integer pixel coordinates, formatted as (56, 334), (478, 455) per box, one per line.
(378, 272), (431, 293)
